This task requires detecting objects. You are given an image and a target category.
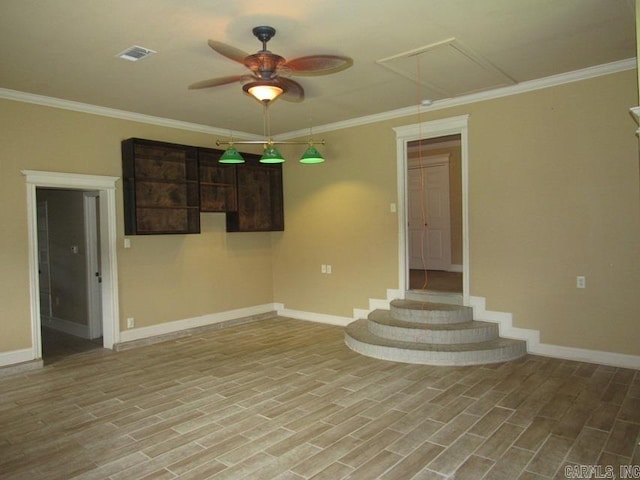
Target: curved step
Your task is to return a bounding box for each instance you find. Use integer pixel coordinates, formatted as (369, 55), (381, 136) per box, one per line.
(345, 319), (526, 366)
(390, 299), (473, 324)
(367, 309), (499, 344)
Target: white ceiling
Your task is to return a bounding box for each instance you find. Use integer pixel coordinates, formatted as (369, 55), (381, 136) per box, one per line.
(0, 0), (636, 136)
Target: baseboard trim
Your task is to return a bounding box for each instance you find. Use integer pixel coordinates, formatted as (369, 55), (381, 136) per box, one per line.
(0, 348), (38, 368)
(116, 303), (279, 349)
(42, 316), (90, 339)
(278, 308), (353, 327)
(279, 289), (402, 327)
(469, 296), (640, 369)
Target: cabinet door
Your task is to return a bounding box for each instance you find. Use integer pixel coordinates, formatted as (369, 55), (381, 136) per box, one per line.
(198, 148), (238, 212)
(226, 158), (283, 232)
(122, 138), (200, 235)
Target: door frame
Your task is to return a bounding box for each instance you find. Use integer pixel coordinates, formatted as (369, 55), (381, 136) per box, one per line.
(36, 200), (53, 323)
(84, 191), (102, 340)
(394, 115), (470, 304)
(23, 170), (120, 358)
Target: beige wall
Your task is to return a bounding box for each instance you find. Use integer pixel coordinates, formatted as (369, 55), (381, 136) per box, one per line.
(274, 69), (640, 355)
(0, 100), (273, 352)
(1, 67), (638, 359)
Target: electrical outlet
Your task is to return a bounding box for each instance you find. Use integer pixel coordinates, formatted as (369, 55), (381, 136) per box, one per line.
(321, 264), (327, 273)
(326, 265), (332, 274)
(576, 276), (586, 289)
(127, 317), (135, 328)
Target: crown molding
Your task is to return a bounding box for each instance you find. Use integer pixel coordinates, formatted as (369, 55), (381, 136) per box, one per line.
(280, 57), (637, 139)
(0, 87), (257, 139)
(1, 58), (635, 140)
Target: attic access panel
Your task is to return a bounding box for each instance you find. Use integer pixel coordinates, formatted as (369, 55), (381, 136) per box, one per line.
(377, 38), (516, 100)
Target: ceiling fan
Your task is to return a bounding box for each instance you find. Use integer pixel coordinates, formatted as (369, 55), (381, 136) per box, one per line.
(188, 26), (353, 103)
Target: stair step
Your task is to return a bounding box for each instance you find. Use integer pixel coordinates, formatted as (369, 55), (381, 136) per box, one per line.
(345, 319), (527, 366)
(368, 309), (499, 344)
(390, 299), (473, 324)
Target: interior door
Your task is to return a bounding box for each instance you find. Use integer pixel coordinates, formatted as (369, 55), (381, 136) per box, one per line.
(408, 163), (452, 271)
(408, 167), (428, 270)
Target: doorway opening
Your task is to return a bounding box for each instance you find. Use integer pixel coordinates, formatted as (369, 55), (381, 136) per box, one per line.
(36, 188), (104, 363)
(407, 135), (462, 293)
(394, 115), (470, 304)
(23, 170), (120, 364)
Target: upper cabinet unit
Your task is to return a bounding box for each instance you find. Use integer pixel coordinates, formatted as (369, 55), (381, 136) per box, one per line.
(122, 138), (284, 234)
(122, 138), (200, 235)
(226, 156), (284, 232)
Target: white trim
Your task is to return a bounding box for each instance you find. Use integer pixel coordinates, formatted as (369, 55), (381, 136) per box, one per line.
(469, 296), (640, 369)
(0, 348), (36, 368)
(119, 303), (279, 343)
(277, 308), (353, 327)
(84, 192), (102, 340)
(353, 289), (401, 320)
(24, 183), (42, 359)
(43, 317), (90, 339)
(278, 289), (402, 327)
(1, 59), (634, 140)
(630, 106), (640, 136)
(0, 88), (258, 140)
(281, 58), (636, 139)
(22, 170), (120, 364)
(394, 115), (470, 304)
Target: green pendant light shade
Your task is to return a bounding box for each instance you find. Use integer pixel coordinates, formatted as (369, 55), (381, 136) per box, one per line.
(299, 144), (325, 164)
(260, 145), (285, 163)
(219, 146), (245, 163)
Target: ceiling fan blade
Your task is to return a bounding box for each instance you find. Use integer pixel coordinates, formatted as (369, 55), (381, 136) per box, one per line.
(207, 40), (250, 64)
(282, 55), (353, 76)
(188, 75), (250, 90)
(277, 78), (305, 102)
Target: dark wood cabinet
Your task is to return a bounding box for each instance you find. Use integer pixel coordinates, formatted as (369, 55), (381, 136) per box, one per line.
(226, 156), (284, 232)
(122, 138), (200, 235)
(122, 138), (284, 234)
(198, 148), (238, 213)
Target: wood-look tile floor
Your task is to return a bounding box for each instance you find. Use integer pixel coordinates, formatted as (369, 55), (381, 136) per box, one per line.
(1, 317), (639, 480)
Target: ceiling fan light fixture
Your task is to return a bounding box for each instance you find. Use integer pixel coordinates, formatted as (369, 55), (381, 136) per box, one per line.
(219, 145), (245, 163)
(260, 144), (285, 163)
(243, 81), (284, 103)
(299, 144), (325, 164)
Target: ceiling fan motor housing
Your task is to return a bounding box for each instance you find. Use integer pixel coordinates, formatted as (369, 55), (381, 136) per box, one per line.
(253, 26), (276, 50)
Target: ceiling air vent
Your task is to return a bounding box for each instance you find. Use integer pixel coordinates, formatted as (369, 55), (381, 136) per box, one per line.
(117, 45), (156, 62)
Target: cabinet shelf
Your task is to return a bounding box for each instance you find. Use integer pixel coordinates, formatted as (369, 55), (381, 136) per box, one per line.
(198, 147), (237, 213)
(134, 178), (198, 185)
(134, 205), (200, 210)
(122, 138), (200, 235)
(200, 182), (233, 187)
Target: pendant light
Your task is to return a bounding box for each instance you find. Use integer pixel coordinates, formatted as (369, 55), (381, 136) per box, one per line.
(299, 144), (325, 164)
(219, 145), (245, 163)
(216, 101), (326, 164)
(260, 143), (285, 163)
